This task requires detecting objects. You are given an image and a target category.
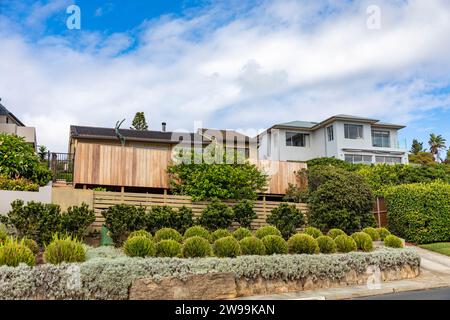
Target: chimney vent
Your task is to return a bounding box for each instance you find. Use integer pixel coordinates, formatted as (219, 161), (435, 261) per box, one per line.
(162, 122), (166, 132)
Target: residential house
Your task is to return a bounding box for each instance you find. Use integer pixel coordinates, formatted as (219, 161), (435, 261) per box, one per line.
(0, 100), (37, 148)
(257, 114), (408, 164)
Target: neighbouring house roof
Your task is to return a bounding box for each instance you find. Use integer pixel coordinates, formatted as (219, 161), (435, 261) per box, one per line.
(70, 125), (211, 145)
(0, 102), (25, 126)
(198, 128), (256, 145)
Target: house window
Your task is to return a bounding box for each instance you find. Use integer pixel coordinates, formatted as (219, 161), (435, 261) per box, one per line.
(344, 124), (363, 139)
(327, 125), (334, 141)
(286, 132), (310, 147)
(375, 156), (401, 164)
(345, 154), (372, 164)
(372, 130), (391, 148)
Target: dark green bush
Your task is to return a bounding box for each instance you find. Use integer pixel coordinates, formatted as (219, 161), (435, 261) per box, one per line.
(156, 239), (182, 257)
(316, 236), (337, 254)
(303, 227), (323, 238)
(232, 227), (252, 241)
(362, 227), (380, 241)
(0, 238), (35, 267)
(147, 205), (194, 234)
(128, 230), (152, 240)
(255, 226), (282, 239)
(308, 166), (376, 234)
(266, 203), (305, 238)
(384, 181), (450, 244)
(211, 229), (232, 242)
(351, 232), (373, 252)
(239, 237), (266, 255)
(184, 226), (211, 241)
(327, 228), (347, 239)
(384, 235), (403, 248)
(233, 200), (257, 228)
(377, 227), (391, 240)
(101, 204), (147, 246)
(154, 228), (182, 243)
(182, 236), (212, 258)
(123, 236), (156, 258)
(21, 237), (39, 255)
(334, 235), (357, 253)
(287, 234), (319, 254)
(43, 234), (86, 264)
(213, 236), (241, 258)
(198, 199), (234, 230)
(61, 203), (96, 240)
(261, 235), (288, 255)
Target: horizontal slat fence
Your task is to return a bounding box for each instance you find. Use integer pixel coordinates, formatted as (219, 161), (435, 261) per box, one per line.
(92, 191), (308, 230)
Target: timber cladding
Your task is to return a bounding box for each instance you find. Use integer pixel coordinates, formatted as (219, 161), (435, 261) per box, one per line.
(92, 191), (308, 230)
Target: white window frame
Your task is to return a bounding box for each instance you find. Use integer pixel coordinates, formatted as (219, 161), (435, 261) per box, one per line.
(344, 124), (364, 139)
(372, 130), (391, 148)
(285, 132), (310, 147)
(327, 125), (334, 141)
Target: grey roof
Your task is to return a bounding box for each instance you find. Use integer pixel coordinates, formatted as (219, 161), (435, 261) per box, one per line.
(277, 121), (318, 128)
(0, 102), (25, 126)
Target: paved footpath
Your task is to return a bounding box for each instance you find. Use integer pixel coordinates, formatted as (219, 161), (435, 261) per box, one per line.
(239, 247), (450, 300)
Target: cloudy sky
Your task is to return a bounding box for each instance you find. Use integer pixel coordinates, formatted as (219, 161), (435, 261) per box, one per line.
(0, 0), (449, 153)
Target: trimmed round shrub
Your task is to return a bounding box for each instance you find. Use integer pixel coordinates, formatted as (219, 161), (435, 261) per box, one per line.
(21, 237), (39, 255)
(316, 235), (337, 254)
(362, 227), (380, 241)
(287, 234), (319, 254)
(44, 235), (86, 264)
(122, 236), (156, 258)
(184, 226), (211, 241)
(0, 239), (35, 267)
(262, 235), (288, 255)
(377, 227), (391, 240)
(154, 228), (182, 243)
(255, 226), (282, 239)
(198, 199), (234, 230)
(334, 235), (357, 253)
(266, 203), (306, 238)
(233, 200), (257, 228)
(327, 228), (347, 239)
(232, 227), (252, 241)
(128, 230), (152, 240)
(384, 235), (403, 248)
(156, 239), (182, 257)
(239, 237), (266, 255)
(351, 232), (373, 252)
(213, 236), (241, 258)
(303, 227), (323, 238)
(182, 236), (212, 258)
(211, 229), (232, 242)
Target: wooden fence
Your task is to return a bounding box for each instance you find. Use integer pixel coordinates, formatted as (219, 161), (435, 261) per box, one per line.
(92, 191), (308, 230)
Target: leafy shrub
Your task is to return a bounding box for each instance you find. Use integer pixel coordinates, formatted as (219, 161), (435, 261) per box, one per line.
(377, 228), (391, 240)
(101, 204), (147, 246)
(255, 226), (282, 239)
(233, 200), (257, 228)
(21, 238), (39, 255)
(184, 226), (211, 241)
(147, 205), (194, 234)
(384, 182), (450, 244)
(213, 236), (241, 258)
(232, 227), (252, 241)
(351, 232), (373, 252)
(307, 157), (360, 171)
(0, 229), (7, 244)
(384, 235), (403, 248)
(198, 199), (234, 230)
(61, 203), (96, 240)
(154, 228), (182, 243)
(308, 166), (376, 234)
(0, 174), (38, 191)
(362, 227), (380, 241)
(334, 235), (357, 253)
(156, 240), (182, 257)
(283, 183), (308, 203)
(327, 228), (347, 239)
(128, 230), (152, 240)
(44, 234), (86, 264)
(316, 236), (337, 254)
(0, 238), (35, 267)
(266, 203), (305, 238)
(122, 236), (156, 258)
(261, 235), (288, 255)
(303, 227), (323, 238)
(287, 234), (319, 254)
(182, 236), (212, 258)
(239, 237), (266, 255)
(211, 229), (232, 242)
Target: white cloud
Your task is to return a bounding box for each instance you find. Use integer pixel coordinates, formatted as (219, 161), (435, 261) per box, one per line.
(0, 0), (450, 151)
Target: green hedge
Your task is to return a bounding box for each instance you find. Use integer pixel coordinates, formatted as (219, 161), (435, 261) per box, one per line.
(384, 182), (450, 244)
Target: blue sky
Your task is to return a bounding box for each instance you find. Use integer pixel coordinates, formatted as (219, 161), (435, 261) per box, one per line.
(0, 0), (449, 155)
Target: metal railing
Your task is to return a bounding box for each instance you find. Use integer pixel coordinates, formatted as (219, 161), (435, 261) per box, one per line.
(47, 152), (74, 184)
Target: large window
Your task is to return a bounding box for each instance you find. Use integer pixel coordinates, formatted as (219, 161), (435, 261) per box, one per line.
(327, 125), (334, 141)
(375, 156), (401, 164)
(344, 154), (372, 164)
(344, 124), (363, 139)
(286, 132), (310, 147)
(372, 130), (391, 148)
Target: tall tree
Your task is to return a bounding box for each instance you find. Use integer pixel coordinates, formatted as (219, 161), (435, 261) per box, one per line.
(410, 139), (424, 155)
(130, 112), (148, 131)
(445, 148), (450, 164)
(428, 134), (447, 161)
(38, 145), (48, 161)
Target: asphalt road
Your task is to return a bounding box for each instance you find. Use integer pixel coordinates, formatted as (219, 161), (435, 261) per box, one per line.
(354, 287), (450, 300)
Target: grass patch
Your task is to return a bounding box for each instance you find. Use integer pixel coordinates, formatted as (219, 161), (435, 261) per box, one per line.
(419, 242), (450, 256)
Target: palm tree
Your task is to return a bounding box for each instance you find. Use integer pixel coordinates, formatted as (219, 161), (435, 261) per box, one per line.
(428, 134), (447, 161)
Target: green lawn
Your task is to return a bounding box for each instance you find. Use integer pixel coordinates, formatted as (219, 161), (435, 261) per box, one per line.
(419, 242), (450, 256)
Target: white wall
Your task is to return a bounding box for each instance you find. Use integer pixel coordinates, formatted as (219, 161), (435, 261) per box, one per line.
(0, 186), (52, 215)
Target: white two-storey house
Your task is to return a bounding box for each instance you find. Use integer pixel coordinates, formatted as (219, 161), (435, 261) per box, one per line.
(257, 114), (408, 164)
